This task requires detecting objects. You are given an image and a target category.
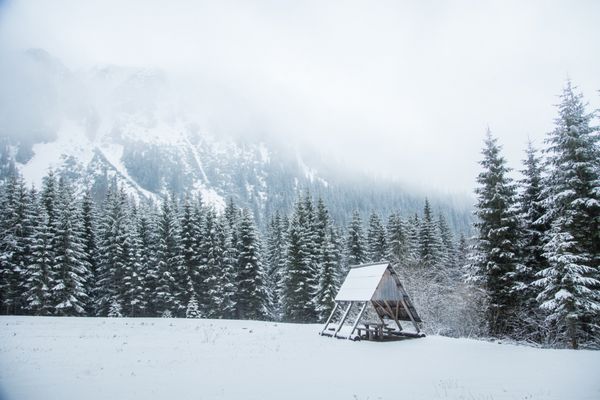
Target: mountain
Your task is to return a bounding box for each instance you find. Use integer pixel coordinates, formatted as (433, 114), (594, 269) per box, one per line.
(0, 49), (473, 231)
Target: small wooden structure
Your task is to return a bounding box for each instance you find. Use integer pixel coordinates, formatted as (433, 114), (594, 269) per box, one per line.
(319, 262), (424, 341)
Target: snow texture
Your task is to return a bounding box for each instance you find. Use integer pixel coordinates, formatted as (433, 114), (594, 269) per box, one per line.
(1, 317), (597, 400)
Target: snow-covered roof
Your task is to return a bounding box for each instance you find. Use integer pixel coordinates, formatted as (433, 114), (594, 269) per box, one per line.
(335, 262), (390, 301)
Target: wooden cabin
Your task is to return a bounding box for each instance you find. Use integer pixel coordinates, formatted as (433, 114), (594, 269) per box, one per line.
(319, 262), (424, 341)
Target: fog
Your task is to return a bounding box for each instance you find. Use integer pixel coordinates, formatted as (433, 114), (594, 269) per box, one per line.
(1, 0), (599, 193)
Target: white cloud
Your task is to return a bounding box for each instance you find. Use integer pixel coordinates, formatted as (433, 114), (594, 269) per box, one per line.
(1, 0), (599, 192)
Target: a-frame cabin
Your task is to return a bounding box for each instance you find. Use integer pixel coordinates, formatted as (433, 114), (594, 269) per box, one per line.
(319, 262), (424, 341)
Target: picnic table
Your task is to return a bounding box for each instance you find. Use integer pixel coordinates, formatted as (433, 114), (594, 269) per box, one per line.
(356, 320), (388, 341)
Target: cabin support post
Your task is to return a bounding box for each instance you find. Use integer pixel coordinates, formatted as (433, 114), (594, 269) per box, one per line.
(399, 296), (420, 333)
(333, 301), (353, 338)
(383, 300), (403, 332)
(319, 303), (339, 336)
(347, 302), (368, 340)
(390, 271), (421, 334)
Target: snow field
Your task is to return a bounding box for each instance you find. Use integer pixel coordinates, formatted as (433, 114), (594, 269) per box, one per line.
(0, 316), (599, 400)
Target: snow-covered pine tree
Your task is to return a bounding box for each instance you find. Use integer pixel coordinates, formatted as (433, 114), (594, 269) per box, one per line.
(386, 212), (409, 268)
(121, 204), (146, 317)
(514, 141), (548, 339)
(200, 208), (223, 318)
(136, 202), (159, 317)
(534, 82), (600, 349)
(0, 173), (29, 314)
(23, 188), (54, 315)
(282, 205), (315, 322)
(437, 213), (457, 270)
(314, 227), (341, 321)
(418, 199), (444, 269)
(95, 185), (129, 316)
(406, 213), (421, 267)
(186, 293), (200, 318)
(81, 190), (98, 313)
(265, 211), (286, 319)
(51, 179), (90, 316)
(154, 196), (185, 317)
(367, 212), (387, 263)
(217, 215), (237, 318)
(301, 192), (320, 315)
(235, 208), (267, 320)
(345, 210), (366, 268)
(41, 169), (59, 228)
(180, 197), (201, 306)
(108, 298), (123, 317)
(472, 130), (522, 337)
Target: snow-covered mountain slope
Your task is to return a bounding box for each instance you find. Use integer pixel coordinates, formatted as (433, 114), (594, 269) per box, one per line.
(0, 49), (473, 230)
(1, 316), (598, 400)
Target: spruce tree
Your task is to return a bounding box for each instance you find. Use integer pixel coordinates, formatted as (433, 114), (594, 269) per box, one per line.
(367, 212), (387, 262)
(218, 216), (237, 319)
(23, 189), (54, 315)
(345, 210), (366, 267)
(418, 199), (444, 268)
(534, 82), (600, 348)
(95, 186), (129, 316)
(386, 213), (409, 267)
(265, 211), (286, 319)
(121, 207), (146, 317)
(154, 196), (185, 316)
(282, 209), (315, 322)
(472, 130), (522, 336)
(0, 174), (30, 314)
(314, 228), (341, 321)
(514, 142), (548, 337)
(235, 208), (267, 320)
(52, 181), (90, 315)
(81, 190), (99, 313)
(186, 293), (200, 318)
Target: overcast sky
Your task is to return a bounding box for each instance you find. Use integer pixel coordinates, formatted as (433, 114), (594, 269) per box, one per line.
(1, 0), (599, 193)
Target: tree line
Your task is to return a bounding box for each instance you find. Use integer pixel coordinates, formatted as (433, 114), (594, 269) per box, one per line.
(470, 81), (600, 349)
(0, 168), (467, 332)
(1, 80), (596, 350)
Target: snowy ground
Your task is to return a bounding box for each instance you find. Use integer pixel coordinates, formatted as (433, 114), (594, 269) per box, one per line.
(0, 317), (598, 400)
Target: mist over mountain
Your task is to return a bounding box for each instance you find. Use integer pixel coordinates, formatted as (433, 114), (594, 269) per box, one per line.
(0, 49), (472, 231)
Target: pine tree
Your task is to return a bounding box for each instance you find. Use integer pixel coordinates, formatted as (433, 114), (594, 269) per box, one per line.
(108, 298), (123, 317)
(418, 199), (444, 268)
(23, 188), (54, 315)
(367, 212), (387, 262)
(386, 212), (409, 267)
(265, 211), (286, 319)
(437, 213), (456, 270)
(51, 181), (90, 315)
(136, 202), (158, 316)
(345, 210), (366, 268)
(180, 197), (201, 305)
(201, 208), (223, 318)
(81, 190), (98, 313)
(514, 142), (548, 338)
(95, 186), (129, 316)
(186, 293), (200, 318)
(154, 196), (185, 316)
(314, 228), (341, 321)
(235, 208), (267, 320)
(0, 174), (32, 314)
(282, 210), (314, 322)
(472, 130), (522, 336)
(121, 206), (146, 317)
(217, 215), (237, 319)
(534, 82), (600, 349)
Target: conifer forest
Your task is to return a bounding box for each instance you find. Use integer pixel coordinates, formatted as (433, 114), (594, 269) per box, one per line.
(1, 82), (598, 350)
